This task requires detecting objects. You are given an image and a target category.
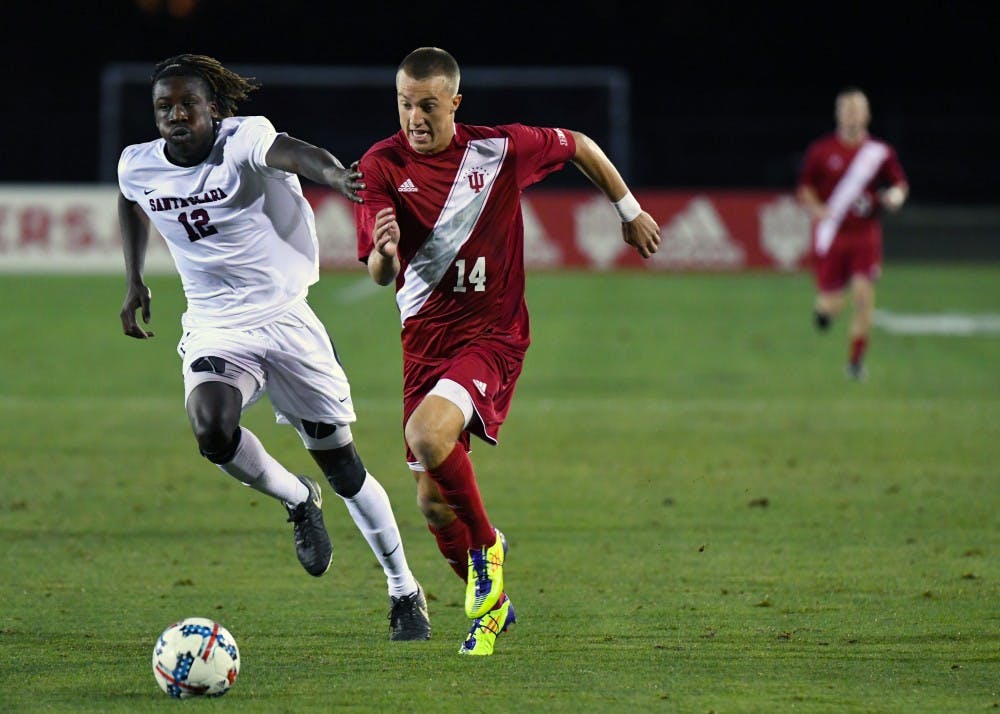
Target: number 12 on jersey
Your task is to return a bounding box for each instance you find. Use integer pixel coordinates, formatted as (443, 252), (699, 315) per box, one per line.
(178, 209), (218, 242)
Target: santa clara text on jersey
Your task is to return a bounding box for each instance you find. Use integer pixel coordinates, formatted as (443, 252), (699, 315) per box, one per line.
(148, 187), (229, 211)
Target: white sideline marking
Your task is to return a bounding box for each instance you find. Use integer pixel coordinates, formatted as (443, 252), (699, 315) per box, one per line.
(874, 309), (1000, 336)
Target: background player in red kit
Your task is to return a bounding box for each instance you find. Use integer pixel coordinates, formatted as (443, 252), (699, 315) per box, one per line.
(354, 47), (661, 655)
(797, 86), (909, 380)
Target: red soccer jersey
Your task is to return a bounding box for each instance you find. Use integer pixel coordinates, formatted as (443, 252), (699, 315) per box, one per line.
(798, 132), (907, 234)
(355, 123), (576, 362)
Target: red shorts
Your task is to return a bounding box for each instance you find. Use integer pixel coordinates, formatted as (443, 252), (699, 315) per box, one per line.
(402, 338), (526, 463)
(813, 224), (882, 292)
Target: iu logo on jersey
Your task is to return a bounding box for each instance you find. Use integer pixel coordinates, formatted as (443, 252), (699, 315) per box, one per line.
(467, 170), (486, 193)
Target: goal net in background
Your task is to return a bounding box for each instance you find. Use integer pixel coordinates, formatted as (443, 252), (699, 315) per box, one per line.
(98, 63), (632, 187)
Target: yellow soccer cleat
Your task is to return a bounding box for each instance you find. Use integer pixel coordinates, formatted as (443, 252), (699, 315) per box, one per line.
(458, 593), (516, 656)
(465, 529), (506, 618)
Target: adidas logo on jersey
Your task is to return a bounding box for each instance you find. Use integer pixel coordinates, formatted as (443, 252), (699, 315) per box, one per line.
(473, 379), (488, 396)
(398, 178), (418, 193)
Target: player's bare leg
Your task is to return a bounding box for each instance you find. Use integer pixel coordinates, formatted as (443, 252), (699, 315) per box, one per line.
(846, 275), (875, 380)
(814, 290), (845, 331)
(406, 396), (467, 469)
(186, 378), (331, 576)
(405, 396), (496, 553)
(407, 394), (509, 643)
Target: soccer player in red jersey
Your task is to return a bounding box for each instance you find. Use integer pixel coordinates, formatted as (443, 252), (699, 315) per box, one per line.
(354, 47), (661, 654)
(797, 87), (909, 380)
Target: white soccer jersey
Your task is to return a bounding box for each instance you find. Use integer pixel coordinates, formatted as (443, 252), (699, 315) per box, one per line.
(118, 116), (320, 328)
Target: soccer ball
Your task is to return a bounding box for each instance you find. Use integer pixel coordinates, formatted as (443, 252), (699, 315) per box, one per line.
(151, 617), (240, 698)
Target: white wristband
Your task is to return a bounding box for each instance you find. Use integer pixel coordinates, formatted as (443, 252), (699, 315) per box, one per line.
(883, 186), (905, 208)
(612, 191), (643, 223)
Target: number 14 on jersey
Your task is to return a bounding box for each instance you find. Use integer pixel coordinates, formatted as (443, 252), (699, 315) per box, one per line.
(453, 257), (486, 293)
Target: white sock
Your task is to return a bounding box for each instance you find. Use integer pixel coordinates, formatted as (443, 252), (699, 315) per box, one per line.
(217, 427), (308, 506)
(343, 474), (418, 597)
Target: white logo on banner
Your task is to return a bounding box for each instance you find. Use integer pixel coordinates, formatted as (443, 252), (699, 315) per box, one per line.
(521, 199), (562, 268)
(0, 186), (177, 273)
(759, 195), (812, 271)
(313, 197), (360, 268)
(650, 196), (743, 269)
(574, 196), (627, 269)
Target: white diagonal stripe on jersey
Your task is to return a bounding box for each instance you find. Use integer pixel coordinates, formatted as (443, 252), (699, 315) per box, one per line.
(814, 140), (888, 256)
(396, 138), (508, 324)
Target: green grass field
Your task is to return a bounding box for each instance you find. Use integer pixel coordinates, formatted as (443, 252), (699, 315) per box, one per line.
(1, 264), (998, 713)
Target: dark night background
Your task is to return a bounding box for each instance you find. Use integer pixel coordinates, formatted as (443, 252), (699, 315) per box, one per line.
(2, 1), (997, 204)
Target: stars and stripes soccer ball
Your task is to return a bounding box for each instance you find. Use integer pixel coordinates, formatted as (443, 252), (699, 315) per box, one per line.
(151, 617), (240, 698)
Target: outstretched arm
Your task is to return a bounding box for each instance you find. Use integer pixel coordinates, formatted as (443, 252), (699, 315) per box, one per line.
(569, 131), (661, 259)
(266, 135), (365, 204)
(118, 192), (155, 339)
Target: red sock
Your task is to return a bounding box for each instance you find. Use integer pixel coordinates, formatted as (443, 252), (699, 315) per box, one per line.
(428, 519), (470, 581)
(850, 336), (868, 365)
(427, 444), (495, 548)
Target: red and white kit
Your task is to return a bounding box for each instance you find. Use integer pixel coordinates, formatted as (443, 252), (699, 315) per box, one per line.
(355, 123), (575, 461)
(798, 133), (907, 290)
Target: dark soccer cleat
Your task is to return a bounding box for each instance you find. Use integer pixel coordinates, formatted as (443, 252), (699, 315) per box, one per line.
(814, 310), (832, 331)
(388, 584), (432, 641)
(285, 475), (333, 577)
(845, 362), (868, 381)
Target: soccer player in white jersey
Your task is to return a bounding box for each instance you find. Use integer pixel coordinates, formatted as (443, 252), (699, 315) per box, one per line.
(354, 47), (661, 654)
(117, 54), (430, 641)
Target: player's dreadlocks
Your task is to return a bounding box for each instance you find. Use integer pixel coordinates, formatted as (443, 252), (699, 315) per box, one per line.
(151, 54), (260, 118)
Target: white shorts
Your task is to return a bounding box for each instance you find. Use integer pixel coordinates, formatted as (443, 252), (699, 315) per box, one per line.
(177, 299), (357, 437)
